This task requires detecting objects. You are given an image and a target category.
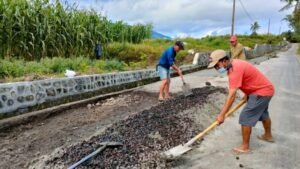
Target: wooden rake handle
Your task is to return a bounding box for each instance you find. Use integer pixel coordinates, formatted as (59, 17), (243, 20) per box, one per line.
(186, 99), (246, 146)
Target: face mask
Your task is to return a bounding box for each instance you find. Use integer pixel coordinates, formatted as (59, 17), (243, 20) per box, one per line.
(217, 67), (227, 74)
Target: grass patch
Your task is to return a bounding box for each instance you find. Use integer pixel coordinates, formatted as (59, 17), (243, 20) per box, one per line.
(105, 35), (282, 67)
(0, 35), (283, 82)
(182, 34), (282, 51)
(0, 57), (127, 80)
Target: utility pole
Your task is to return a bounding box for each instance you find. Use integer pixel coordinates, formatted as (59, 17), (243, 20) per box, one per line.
(279, 20), (282, 35)
(231, 0), (236, 36)
(267, 18), (271, 35)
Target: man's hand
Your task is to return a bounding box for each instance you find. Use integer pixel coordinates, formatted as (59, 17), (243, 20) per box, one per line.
(216, 114), (225, 125)
(172, 64), (183, 79)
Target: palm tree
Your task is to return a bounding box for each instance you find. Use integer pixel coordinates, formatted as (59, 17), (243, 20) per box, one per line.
(250, 22), (260, 35)
(281, 0), (300, 33)
(280, 0), (299, 13)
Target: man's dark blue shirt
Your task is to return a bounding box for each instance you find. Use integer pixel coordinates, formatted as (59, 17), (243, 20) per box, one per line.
(158, 47), (176, 70)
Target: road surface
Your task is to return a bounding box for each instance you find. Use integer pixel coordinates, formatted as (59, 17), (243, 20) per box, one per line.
(172, 44), (300, 169)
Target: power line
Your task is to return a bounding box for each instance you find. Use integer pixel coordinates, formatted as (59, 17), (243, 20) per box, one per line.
(238, 0), (254, 22)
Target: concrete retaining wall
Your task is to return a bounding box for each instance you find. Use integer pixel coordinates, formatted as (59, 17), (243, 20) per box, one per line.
(245, 43), (286, 59)
(194, 42), (289, 64)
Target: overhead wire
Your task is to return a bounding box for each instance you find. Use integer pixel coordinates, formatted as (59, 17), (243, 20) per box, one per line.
(238, 0), (255, 23)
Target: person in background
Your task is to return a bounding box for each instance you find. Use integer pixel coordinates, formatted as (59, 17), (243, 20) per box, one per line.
(157, 41), (184, 101)
(208, 49), (275, 153)
(230, 35), (246, 60)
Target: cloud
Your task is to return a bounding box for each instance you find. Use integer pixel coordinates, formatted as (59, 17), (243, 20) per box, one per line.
(67, 0), (294, 37)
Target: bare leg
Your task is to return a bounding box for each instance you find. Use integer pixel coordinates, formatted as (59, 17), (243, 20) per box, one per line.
(159, 79), (168, 99)
(233, 125), (251, 153)
(261, 117), (273, 139)
(164, 79), (171, 98)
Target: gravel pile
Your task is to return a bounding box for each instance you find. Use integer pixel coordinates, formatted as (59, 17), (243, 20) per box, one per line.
(49, 86), (226, 169)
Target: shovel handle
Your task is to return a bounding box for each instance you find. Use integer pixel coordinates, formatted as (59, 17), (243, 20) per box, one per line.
(68, 145), (106, 169)
(186, 99), (246, 146)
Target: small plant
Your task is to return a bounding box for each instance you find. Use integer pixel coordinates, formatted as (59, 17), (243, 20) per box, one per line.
(95, 60), (106, 72)
(25, 61), (49, 75)
(0, 60), (25, 78)
(104, 59), (126, 71)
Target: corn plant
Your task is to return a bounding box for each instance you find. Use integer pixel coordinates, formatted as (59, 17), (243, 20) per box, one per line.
(0, 0), (152, 60)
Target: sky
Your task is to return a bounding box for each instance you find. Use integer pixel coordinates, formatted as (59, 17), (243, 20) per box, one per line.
(64, 0), (294, 38)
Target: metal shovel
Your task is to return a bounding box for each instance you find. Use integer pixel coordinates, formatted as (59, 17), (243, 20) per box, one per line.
(163, 100), (246, 159)
(68, 141), (123, 169)
(182, 79), (193, 97)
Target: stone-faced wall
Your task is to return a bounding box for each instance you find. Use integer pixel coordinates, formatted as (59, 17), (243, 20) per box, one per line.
(193, 42), (288, 64)
(245, 43), (287, 59)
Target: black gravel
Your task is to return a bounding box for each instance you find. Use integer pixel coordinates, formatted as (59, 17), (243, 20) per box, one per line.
(48, 86), (226, 169)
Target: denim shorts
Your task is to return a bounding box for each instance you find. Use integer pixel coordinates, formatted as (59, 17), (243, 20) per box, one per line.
(239, 95), (272, 127)
(157, 65), (170, 80)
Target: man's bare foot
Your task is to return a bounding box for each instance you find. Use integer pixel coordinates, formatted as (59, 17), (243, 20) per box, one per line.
(232, 146), (250, 154)
(257, 134), (275, 143)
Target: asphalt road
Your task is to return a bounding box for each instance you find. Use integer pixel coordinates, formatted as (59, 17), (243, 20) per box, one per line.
(168, 44), (300, 169)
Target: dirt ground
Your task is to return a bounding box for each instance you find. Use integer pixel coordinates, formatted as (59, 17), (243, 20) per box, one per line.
(0, 91), (159, 169)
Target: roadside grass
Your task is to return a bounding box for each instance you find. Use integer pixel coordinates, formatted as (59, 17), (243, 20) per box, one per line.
(0, 35), (283, 82)
(0, 57), (127, 81)
(107, 34), (281, 66)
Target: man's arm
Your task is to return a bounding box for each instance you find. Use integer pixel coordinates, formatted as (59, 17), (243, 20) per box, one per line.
(171, 64), (183, 80)
(167, 49), (183, 80)
(216, 88), (238, 124)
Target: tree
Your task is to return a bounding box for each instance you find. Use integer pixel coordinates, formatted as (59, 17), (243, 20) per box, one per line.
(250, 22), (260, 35)
(281, 0), (300, 34)
(280, 0), (299, 13)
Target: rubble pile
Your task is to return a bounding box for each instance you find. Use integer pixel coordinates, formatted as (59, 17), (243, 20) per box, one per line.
(49, 87), (226, 169)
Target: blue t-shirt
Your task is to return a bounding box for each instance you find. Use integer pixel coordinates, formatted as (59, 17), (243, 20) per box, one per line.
(158, 47), (176, 70)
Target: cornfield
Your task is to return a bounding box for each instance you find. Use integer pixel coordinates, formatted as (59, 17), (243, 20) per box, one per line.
(0, 0), (152, 60)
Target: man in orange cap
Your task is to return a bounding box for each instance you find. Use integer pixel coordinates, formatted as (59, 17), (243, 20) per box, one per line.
(208, 49), (275, 153)
(230, 35), (246, 60)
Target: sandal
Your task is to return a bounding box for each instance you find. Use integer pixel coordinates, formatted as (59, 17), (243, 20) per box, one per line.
(164, 97), (171, 100)
(158, 98), (164, 102)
